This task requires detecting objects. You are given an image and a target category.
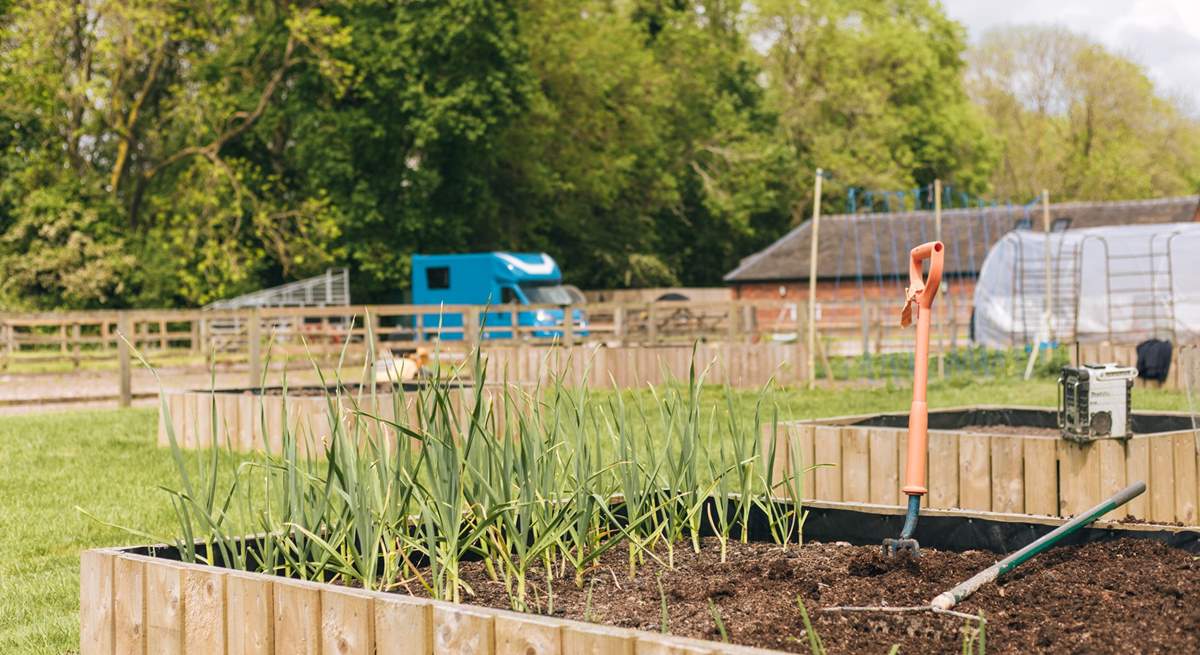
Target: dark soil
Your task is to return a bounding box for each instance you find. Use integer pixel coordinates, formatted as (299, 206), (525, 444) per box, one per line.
(404, 537), (1200, 654)
(247, 382), (430, 396)
(960, 424), (1061, 437)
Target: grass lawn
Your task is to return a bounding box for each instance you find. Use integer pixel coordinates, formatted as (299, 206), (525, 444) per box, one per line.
(0, 379), (1191, 654)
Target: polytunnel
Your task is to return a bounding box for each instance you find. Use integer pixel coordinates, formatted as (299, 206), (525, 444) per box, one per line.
(971, 223), (1200, 349)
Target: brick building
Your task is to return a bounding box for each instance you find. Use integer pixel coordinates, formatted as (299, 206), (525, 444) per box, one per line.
(724, 196), (1200, 310)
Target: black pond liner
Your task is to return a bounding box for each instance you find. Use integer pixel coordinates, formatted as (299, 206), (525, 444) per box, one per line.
(213, 380), (471, 395)
(843, 407), (1192, 435)
(124, 498), (1200, 573)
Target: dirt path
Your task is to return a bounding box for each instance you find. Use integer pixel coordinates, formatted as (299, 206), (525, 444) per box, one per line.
(0, 365), (336, 414)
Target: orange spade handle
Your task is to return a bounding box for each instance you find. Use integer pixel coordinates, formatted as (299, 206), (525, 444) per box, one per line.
(900, 241), (945, 327)
(901, 241), (943, 497)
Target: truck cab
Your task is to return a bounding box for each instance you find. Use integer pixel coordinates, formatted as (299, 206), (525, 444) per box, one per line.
(410, 252), (587, 340)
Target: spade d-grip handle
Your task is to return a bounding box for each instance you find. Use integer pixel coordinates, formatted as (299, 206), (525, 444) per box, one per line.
(900, 241), (943, 497)
(900, 241), (944, 327)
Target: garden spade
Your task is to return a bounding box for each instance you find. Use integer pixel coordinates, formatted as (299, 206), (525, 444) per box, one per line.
(883, 241), (944, 557)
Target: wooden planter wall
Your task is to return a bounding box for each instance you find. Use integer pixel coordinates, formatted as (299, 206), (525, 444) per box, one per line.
(478, 342), (802, 389)
(763, 420), (1200, 525)
(80, 548), (780, 655)
(158, 342), (802, 455)
(157, 386), (531, 457)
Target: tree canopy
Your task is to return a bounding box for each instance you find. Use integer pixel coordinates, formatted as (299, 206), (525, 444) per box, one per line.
(0, 2), (1195, 309)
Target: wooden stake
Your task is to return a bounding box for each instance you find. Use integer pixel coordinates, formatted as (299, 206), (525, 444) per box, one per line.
(934, 179), (945, 379)
(248, 309), (262, 389)
(1023, 189), (1052, 380)
(807, 168), (824, 390)
(1043, 188), (1053, 346)
(117, 312), (132, 408)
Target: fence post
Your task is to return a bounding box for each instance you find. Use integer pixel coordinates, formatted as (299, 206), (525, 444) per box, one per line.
(190, 319), (200, 355)
(647, 304), (658, 344)
(613, 305), (626, 346)
(72, 323), (81, 369)
(727, 301), (739, 343)
(117, 311), (132, 408)
(563, 305), (576, 347)
(464, 307), (480, 350)
(1, 321), (9, 370)
(248, 309), (262, 389)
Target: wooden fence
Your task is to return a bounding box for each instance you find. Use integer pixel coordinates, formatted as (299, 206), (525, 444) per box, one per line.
(81, 548), (780, 655)
(764, 409), (1200, 525)
(1, 300), (1191, 407)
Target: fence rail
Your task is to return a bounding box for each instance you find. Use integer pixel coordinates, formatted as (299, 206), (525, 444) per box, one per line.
(0, 299), (1187, 407)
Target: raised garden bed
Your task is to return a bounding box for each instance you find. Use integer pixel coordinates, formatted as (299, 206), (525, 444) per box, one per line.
(157, 382), (522, 457)
(81, 502), (1200, 655)
(766, 406), (1200, 524)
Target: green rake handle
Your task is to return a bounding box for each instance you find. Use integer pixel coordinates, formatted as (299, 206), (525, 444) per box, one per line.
(931, 481), (1146, 611)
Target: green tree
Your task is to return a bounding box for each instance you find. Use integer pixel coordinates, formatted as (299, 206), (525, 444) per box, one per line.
(753, 0), (996, 213)
(968, 25), (1200, 202)
(0, 1), (357, 307)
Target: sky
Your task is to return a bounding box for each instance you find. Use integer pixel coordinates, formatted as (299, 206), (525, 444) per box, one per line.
(943, 0), (1200, 112)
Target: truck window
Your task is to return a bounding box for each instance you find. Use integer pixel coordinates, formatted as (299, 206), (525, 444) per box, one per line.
(426, 266), (450, 290)
(501, 287), (519, 304)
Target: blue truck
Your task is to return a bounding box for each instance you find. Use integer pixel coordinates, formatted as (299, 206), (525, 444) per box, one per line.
(410, 252), (587, 340)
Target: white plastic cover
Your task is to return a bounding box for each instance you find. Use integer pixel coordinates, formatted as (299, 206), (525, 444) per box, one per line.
(972, 223), (1200, 348)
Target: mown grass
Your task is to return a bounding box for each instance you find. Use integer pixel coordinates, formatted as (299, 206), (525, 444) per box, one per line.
(0, 378), (1190, 654)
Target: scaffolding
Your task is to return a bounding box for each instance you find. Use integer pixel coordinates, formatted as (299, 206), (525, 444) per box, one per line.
(205, 268), (350, 310)
(203, 268), (352, 350)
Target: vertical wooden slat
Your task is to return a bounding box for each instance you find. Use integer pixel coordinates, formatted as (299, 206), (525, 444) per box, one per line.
(1098, 439), (1128, 520)
(197, 392), (214, 449)
(168, 392), (186, 448)
(1149, 436), (1176, 522)
(867, 428), (899, 506)
(760, 424), (788, 492)
(322, 588), (374, 655)
(374, 595), (431, 655)
(1021, 439), (1057, 516)
(926, 431), (958, 509)
(273, 579), (321, 655)
(184, 567), (227, 655)
(80, 550), (115, 655)
(1172, 432), (1197, 524)
(813, 426), (843, 501)
(238, 394), (255, 452)
(433, 605), (495, 655)
(114, 556), (146, 655)
(788, 424), (816, 499)
(178, 393), (194, 449)
(561, 624), (635, 655)
(990, 436), (1024, 514)
(1126, 438), (1151, 519)
(494, 612), (563, 655)
(841, 428), (870, 503)
(1058, 441), (1100, 517)
(226, 572), (273, 655)
(958, 434), (991, 511)
(264, 395), (284, 454)
(146, 561), (184, 655)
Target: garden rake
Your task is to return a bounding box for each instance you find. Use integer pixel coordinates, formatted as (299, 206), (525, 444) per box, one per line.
(883, 240), (944, 557)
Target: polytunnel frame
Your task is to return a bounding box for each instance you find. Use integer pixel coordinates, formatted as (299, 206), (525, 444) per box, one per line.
(998, 226), (1191, 348)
